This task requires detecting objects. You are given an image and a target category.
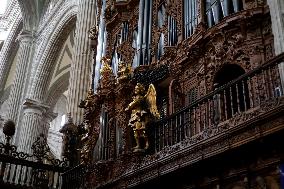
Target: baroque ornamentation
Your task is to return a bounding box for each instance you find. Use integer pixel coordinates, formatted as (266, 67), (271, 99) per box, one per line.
(125, 83), (160, 152)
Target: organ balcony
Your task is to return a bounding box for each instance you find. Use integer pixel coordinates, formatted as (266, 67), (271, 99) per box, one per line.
(63, 0), (284, 188)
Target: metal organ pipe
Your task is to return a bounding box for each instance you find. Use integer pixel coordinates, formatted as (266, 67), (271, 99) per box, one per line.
(184, 0), (187, 38)
(137, 0), (145, 66)
(206, 0), (243, 27)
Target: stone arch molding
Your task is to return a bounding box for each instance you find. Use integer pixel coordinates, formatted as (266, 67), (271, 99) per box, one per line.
(27, 2), (77, 105)
(0, 10), (22, 91)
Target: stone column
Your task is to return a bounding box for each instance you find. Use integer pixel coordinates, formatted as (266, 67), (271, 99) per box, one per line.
(6, 31), (33, 123)
(17, 99), (50, 154)
(67, 0), (97, 124)
(267, 0), (284, 90)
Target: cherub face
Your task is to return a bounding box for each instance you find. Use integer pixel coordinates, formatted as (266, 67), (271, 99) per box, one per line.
(134, 84), (144, 95)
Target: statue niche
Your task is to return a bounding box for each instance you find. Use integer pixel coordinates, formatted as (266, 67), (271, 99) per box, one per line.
(125, 83), (160, 152)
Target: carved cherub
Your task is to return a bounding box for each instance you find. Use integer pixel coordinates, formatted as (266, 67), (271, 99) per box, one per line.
(125, 83), (160, 151)
(117, 61), (131, 83)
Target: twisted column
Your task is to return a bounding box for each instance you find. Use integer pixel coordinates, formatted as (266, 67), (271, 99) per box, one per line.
(6, 31), (33, 123)
(67, 0), (97, 124)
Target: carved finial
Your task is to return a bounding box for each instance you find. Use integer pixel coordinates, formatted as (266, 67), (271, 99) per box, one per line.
(3, 120), (15, 137)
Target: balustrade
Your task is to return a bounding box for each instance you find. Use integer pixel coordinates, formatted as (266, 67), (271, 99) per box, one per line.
(153, 53), (284, 152)
(0, 121), (68, 188)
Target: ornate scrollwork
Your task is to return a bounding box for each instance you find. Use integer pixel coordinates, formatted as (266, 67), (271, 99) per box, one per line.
(31, 134), (53, 160)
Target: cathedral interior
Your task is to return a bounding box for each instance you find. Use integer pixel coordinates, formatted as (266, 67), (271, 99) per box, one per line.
(0, 0), (284, 188)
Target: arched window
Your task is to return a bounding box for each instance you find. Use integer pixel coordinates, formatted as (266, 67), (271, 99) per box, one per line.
(213, 64), (250, 121)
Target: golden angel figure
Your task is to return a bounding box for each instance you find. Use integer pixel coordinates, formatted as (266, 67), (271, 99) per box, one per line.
(125, 83), (160, 151)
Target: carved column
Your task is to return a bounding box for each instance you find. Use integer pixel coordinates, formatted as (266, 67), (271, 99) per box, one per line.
(67, 0), (97, 124)
(17, 99), (49, 154)
(267, 0), (284, 90)
(6, 31), (33, 123)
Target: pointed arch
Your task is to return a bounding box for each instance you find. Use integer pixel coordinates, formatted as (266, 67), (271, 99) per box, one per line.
(27, 2), (77, 104)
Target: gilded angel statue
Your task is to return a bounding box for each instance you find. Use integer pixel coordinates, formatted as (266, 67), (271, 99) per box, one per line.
(125, 83), (160, 152)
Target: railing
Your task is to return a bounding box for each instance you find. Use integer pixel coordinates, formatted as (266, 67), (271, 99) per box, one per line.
(0, 125), (69, 189)
(154, 54), (284, 152)
(61, 164), (86, 189)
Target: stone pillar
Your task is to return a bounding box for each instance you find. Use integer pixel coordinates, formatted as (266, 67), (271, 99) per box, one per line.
(6, 31), (33, 123)
(17, 99), (50, 154)
(67, 0), (97, 124)
(267, 0), (284, 90)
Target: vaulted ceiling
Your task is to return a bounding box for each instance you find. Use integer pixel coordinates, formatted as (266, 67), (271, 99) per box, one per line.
(17, 0), (46, 31)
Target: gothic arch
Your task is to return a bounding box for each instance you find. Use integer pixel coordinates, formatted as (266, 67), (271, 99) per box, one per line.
(213, 64), (246, 87)
(17, 0), (38, 31)
(27, 2), (77, 104)
(46, 72), (70, 110)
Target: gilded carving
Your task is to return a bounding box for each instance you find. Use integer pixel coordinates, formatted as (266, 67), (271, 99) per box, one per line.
(125, 83), (160, 152)
(117, 61), (132, 83)
(77, 0), (279, 188)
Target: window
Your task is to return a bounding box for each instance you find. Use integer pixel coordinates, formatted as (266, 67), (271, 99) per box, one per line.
(206, 0), (243, 27)
(183, 0), (198, 39)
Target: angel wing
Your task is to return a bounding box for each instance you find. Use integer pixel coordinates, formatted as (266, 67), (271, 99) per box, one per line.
(145, 84), (160, 119)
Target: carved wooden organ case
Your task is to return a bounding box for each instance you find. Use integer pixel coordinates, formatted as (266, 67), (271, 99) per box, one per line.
(80, 0), (276, 187)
